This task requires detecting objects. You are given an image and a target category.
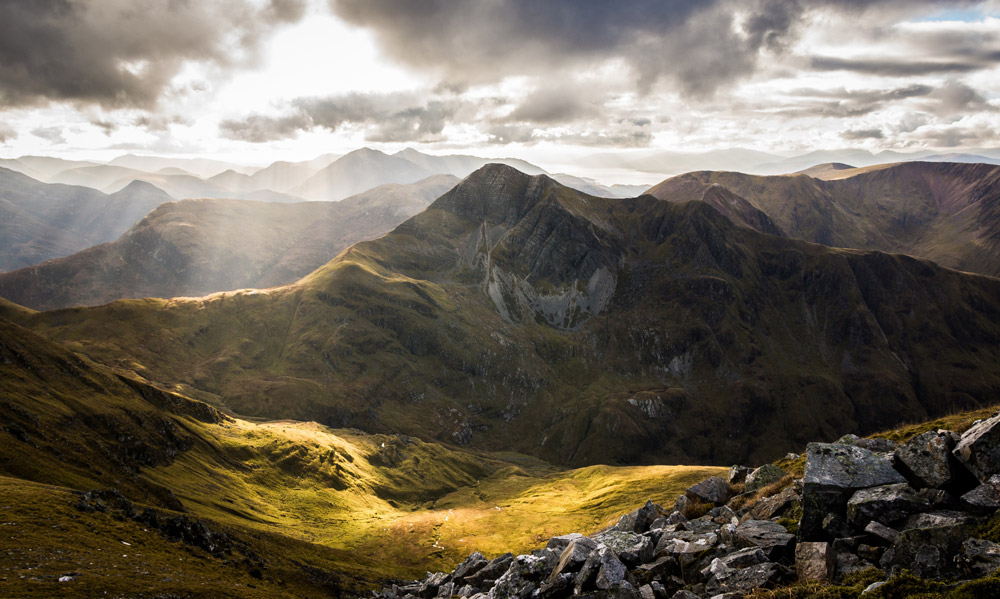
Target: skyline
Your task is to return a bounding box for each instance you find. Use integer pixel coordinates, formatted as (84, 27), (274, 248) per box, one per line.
(1, 0), (999, 174)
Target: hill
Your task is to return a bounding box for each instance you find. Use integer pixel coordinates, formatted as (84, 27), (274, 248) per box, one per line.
(294, 148), (436, 200)
(0, 170), (175, 270)
(0, 312), (724, 596)
(8, 165), (1000, 468)
(0, 176), (458, 310)
(648, 161), (1000, 277)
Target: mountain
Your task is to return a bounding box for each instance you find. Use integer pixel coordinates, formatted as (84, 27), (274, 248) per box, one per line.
(10, 165), (1000, 468)
(106, 172), (236, 200)
(0, 169), (175, 270)
(0, 176), (458, 310)
(206, 168), (258, 193)
(394, 147), (547, 177)
(50, 164), (149, 190)
(648, 161), (1000, 277)
(581, 148), (785, 176)
(9, 155), (101, 179)
(550, 173), (648, 198)
(108, 154), (254, 178)
(293, 148), (435, 200)
(248, 160), (320, 193)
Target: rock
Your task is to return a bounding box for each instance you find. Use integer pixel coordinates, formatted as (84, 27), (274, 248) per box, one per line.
(538, 572), (574, 598)
(846, 483), (930, 527)
(904, 510), (978, 529)
(632, 500), (667, 534)
(490, 561), (536, 599)
(545, 534), (583, 553)
(594, 549), (628, 590)
(893, 430), (959, 489)
(833, 551), (875, 583)
(601, 581), (641, 599)
(706, 562), (790, 595)
(733, 520), (796, 561)
(820, 513), (855, 539)
(467, 554), (514, 587)
(655, 531), (719, 555)
(685, 477), (731, 506)
(709, 505), (738, 524)
(456, 584), (477, 597)
(857, 544), (884, 564)
(959, 538), (1000, 577)
(785, 453), (801, 460)
(795, 542), (833, 581)
(547, 537), (598, 582)
(648, 516), (668, 531)
(719, 523), (737, 545)
(574, 547), (603, 594)
(863, 521), (899, 545)
(719, 547), (769, 569)
(437, 582), (456, 597)
(804, 443), (906, 490)
(954, 412), (1000, 481)
(862, 581), (886, 595)
(880, 523), (969, 578)
(682, 517), (721, 534)
(961, 474), (1000, 512)
(594, 530), (653, 566)
(665, 511), (686, 525)
(746, 464), (786, 492)
(632, 556), (680, 586)
(670, 592), (699, 599)
(638, 584), (656, 599)
(729, 466), (751, 485)
(916, 488), (954, 509)
(800, 443), (906, 540)
(672, 495), (690, 515)
(453, 552), (489, 582)
(749, 486), (799, 521)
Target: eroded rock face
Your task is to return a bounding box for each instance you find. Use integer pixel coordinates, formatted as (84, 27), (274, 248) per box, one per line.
(804, 443), (906, 490)
(795, 542), (833, 581)
(847, 483), (930, 528)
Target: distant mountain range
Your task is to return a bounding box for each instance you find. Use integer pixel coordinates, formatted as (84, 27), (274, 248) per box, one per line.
(7, 164), (998, 468)
(0, 168), (174, 270)
(0, 176), (457, 310)
(649, 161), (1000, 277)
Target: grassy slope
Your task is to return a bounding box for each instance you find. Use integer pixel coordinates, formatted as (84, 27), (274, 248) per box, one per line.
(0, 315), (724, 595)
(5, 166), (1000, 469)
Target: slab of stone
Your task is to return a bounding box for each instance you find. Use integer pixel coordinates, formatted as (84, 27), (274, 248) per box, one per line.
(893, 430), (959, 489)
(847, 483), (930, 527)
(685, 477), (732, 506)
(954, 412), (1000, 481)
(746, 464), (786, 492)
(804, 443), (906, 490)
(733, 520), (795, 560)
(961, 474), (1000, 511)
(796, 542), (833, 581)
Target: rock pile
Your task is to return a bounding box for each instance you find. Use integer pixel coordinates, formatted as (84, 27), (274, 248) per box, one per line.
(376, 411), (1000, 599)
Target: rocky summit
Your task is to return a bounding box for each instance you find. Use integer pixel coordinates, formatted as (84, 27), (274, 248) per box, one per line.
(380, 410), (1000, 599)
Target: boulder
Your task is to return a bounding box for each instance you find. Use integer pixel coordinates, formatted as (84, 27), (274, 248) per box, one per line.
(547, 537), (598, 582)
(729, 465), (752, 485)
(733, 520), (796, 561)
(490, 560), (536, 599)
(705, 562), (790, 595)
(863, 521), (899, 545)
(961, 474), (1000, 512)
(880, 523), (969, 579)
(893, 430), (959, 489)
(746, 464), (786, 492)
(594, 549), (628, 590)
(833, 551), (875, 583)
(685, 477), (731, 506)
(959, 538), (1000, 578)
(804, 443), (906, 490)
(538, 572), (573, 598)
(545, 534), (583, 553)
(574, 547), (624, 595)
(655, 530), (719, 556)
(593, 531), (653, 567)
(467, 554), (514, 587)
(749, 486), (799, 521)
(904, 510), (978, 529)
(632, 556), (680, 586)
(795, 542), (833, 581)
(846, 483), (930, 527)
(453, 552), (490, 582)
(954, 412), (1000, 481)
(800, 443), (906, 540)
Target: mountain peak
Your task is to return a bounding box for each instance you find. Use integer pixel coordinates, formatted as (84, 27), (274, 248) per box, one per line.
(432, 163), (561, 227)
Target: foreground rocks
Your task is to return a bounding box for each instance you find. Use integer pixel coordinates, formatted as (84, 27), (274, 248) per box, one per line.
(377, 412), (1000, 599)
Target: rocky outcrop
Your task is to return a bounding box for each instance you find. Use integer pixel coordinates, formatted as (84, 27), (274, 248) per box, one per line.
(378, 412), (1000, 599)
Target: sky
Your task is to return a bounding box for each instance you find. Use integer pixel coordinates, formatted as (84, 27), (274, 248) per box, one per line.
(1, 0), (999, 171)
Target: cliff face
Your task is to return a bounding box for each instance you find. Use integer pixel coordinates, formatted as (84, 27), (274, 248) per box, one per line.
(10, 165), (1000, 466)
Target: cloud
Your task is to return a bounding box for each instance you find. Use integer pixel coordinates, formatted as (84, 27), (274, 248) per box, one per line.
(765, 84), (935, 118)
(923, 79), (996, 116)
(31, 126), (66, 144)
(842, 128), (885, 139)
(809, 56), (983, 75)
(0, 123), (15, 142)
(0, 0), (306, 109)
(220, 91), (463, 142)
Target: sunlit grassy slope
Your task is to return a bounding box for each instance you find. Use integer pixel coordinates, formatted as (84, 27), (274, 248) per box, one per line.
(0, 314), (723, 594)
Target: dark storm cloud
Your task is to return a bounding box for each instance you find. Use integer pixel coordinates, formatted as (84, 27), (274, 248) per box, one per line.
(0, 0), (306, 109)
(328, 0), (988, 98)
(220, 92), (462, 142)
